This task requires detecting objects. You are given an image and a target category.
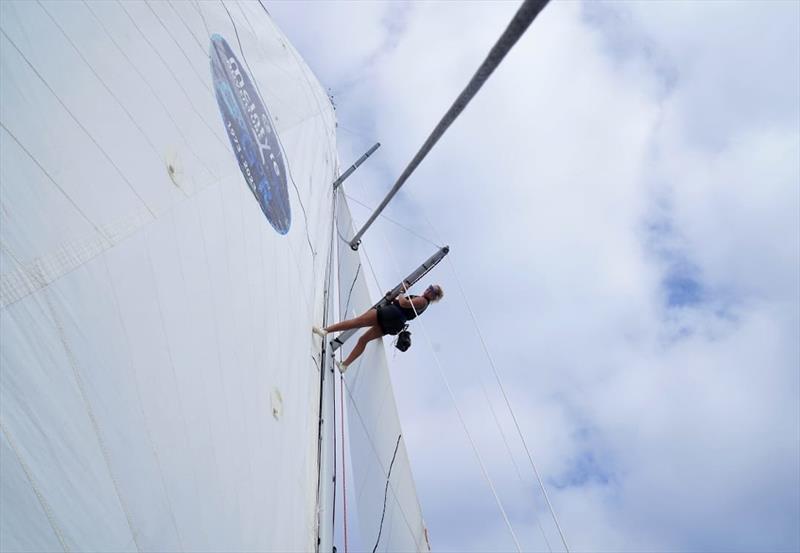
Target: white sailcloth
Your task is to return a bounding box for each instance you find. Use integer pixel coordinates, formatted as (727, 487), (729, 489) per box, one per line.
(335, 194), (431, 552)
(1, 1), (337, 551)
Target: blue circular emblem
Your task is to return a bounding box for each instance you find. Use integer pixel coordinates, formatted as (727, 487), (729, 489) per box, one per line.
(210, 34), (291, 234)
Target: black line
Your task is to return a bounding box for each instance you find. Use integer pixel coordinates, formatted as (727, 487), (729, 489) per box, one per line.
(372, 434), (402, 553)
(255, 0), (271, 17)
(343, 264), (361, 319)
(339, 381), (418, 542)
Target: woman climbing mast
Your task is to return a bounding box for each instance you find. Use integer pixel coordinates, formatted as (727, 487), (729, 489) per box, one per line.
(313, 283), (444, 373)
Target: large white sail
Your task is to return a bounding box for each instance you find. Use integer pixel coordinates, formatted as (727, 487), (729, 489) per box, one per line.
(334, 194), (431, 552)
(1, 1), (336, 551)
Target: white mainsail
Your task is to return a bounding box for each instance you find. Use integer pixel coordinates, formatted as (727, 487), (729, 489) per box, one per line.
(334, 194), (431, 552)
(1, 1), (337, 551)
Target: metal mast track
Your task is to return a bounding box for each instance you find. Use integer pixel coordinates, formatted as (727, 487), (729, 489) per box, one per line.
(348, 0), (551, 250)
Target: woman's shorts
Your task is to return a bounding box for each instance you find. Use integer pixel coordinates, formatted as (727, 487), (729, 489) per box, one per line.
(376, 304), (407, 335)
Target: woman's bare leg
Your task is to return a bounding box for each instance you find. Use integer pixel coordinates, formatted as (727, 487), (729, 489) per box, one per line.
(342, 326), (383, 366)
(324, 309), (378, 333)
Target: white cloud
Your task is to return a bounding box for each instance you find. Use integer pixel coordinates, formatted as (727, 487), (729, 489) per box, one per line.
(273, 1), (799, 551)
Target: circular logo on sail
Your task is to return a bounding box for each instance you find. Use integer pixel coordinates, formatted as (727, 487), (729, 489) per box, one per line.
(210, 34), (290, 234)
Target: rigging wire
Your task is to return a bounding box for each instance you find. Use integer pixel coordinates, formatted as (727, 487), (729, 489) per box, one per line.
(359, 233), (523, 553)
(344, 194), (442, 249)
(417, 209), (571, 553)
(447, 256), (570, 552)
(344, 198), (556, 551)
(382, 225), (556, 549)
(351, 215), (530, 548)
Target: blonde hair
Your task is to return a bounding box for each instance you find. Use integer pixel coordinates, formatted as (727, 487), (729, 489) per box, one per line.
(427, 284), (444, 302)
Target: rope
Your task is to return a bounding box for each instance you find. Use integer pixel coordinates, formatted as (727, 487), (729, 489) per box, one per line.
(416, 204), (570, 553)
(447, 257), (570, 552)
(349, 0), (551, 247)
(361, 236), (523, 552)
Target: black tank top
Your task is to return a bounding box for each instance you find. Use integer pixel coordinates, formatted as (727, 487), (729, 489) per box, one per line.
(397, 295), (428, 320)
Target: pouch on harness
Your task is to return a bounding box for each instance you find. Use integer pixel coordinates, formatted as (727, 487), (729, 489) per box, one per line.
(395, 325), (412, 352)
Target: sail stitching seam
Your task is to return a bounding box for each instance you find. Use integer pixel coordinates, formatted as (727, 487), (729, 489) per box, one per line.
(115, 0), (230, 151)
(0, 28), (156, 218)
(0, 422), (69, 552)
(81, 0), (220, 184)
(100, 254), (186, 551)
(36, 266), (143, 552)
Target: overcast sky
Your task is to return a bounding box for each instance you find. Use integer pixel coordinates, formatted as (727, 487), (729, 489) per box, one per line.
(269, 2), (799, 551)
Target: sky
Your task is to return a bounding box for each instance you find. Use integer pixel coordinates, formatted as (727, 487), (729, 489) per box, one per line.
(269, 1), (799, 552)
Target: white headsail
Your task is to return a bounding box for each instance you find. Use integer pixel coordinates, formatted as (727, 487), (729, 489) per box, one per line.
(334, 194), (431, 552)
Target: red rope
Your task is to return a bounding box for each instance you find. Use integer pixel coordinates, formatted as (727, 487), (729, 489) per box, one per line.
(339, 374), (349, 553)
